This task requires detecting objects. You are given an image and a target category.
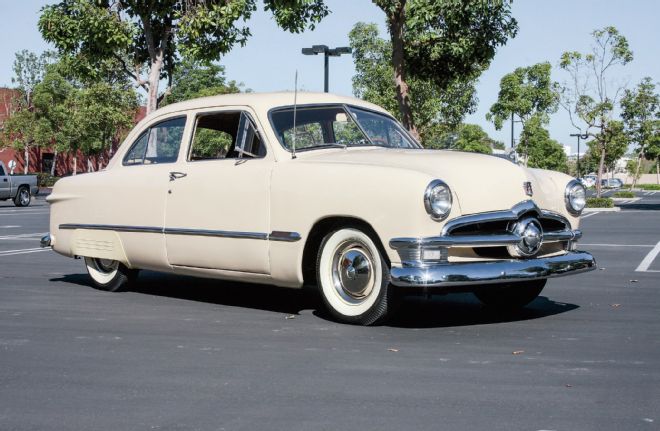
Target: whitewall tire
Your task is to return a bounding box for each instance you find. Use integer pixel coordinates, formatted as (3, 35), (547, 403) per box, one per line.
(316, 228), (396, 325)
(84, 257), (138, 292)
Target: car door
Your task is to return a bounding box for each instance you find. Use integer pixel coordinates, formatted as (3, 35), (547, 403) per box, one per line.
(0, 164), (10, 199)
(164, 108), (271, 274)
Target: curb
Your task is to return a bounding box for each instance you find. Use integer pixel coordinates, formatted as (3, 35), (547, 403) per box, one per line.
(583, 207), (621, 212)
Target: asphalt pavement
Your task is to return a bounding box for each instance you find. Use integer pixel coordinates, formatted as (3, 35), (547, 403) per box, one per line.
(1, 192), (659, 431)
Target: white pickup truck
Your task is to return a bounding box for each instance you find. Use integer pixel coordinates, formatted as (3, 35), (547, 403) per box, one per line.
(0, 161), (38, 207)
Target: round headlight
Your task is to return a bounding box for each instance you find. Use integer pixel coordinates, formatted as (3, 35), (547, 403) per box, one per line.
(565, 179), (586, 215)
(424, 180), (452, 221)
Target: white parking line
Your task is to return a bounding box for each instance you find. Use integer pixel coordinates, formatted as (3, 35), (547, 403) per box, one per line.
(0, 225), (20, 228)
(581, 212), (600, 219)
(636, 241), (660, 272)
(0, 247), (51, 257)
(0, 211), (49, 216)
(581, 243), (655, 248)
(0, 232), (48, 240)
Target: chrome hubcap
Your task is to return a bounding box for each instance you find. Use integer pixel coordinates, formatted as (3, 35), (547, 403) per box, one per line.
(95, 258), (118, 273)
(332, 242), (374, 301)
(20, 190), (29, 205)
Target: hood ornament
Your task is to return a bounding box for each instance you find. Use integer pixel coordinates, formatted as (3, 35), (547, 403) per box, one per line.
(523, 181), (533, 196)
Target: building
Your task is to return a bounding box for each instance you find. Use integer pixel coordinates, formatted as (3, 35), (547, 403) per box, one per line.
(0, 87), (146, 176)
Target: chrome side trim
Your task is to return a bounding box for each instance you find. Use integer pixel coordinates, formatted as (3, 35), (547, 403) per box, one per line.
(58, 223), (300, 242)
(59, 224), (163, 234)
(390, 251), (596, 288)
(164, 228), (267, 240)
(268, 231), (302, 242)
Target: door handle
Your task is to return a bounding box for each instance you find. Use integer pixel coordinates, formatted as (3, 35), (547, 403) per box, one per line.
(2, 178), (7, 182)
(169, 171), (187, 181)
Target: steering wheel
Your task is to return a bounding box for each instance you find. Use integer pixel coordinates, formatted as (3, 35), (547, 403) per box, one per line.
(370, 137), (389, 146)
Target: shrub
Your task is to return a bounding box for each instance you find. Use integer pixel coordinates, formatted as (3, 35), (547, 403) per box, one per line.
(36, 172), (61, 187)
(586, 197), (613, 208)
(637, 184), (660, 191)
(612, 191), (635, 198)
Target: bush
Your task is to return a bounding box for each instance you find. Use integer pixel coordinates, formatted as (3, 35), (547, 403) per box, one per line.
(586, 197), (613, 208)
(637, 184), (660, 191)
(612, 191), (635, 198)
(36, 172), (61, 187)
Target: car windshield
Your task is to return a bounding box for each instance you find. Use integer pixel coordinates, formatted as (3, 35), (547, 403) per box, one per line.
(269, 104), (420, 151)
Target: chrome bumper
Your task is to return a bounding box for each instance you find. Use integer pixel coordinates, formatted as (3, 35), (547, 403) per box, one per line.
(390, 251), (596, 288)
(40, 234), (51, 248)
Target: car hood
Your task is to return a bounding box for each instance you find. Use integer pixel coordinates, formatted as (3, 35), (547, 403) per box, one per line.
(299, 147), (566, 215)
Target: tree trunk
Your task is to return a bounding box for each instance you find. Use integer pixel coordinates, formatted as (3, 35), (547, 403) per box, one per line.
(387, 3), (419, 141)
(146, 63), (161, 114)
(596, 146), (606, 198)
(73, 155), (77, 176)
(87, 157), (93, 173)
(50, 150), (57, 176)
(631, 152), (643, 190)
(24, 145), (29, 174)
(656, 159), (659, 184)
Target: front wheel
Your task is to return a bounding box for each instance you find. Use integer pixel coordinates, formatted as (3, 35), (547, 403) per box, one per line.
(13, 186), (31, 207)
(316, 227), (397, 325)
(84, 257), (138, 292)
(474, 279), (547, 310)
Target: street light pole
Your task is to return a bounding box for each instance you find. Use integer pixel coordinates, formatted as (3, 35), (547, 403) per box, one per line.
(302, 45), (352, 93)
(570, 133), (589, 178)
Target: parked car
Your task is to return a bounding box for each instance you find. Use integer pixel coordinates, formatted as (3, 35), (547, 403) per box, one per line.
(601, 178), (624, 188)
(0, 161), (38, 207)
(578, 176), (596, 188)
(42, 93), (596, 325)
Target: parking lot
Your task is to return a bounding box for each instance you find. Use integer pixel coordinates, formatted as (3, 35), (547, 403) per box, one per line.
(1, 193), (659, 431)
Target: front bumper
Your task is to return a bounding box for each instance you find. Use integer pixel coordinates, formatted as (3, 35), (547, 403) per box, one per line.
(390, 251), (596, 288)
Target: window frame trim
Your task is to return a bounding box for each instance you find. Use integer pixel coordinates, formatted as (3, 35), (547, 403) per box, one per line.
(121, 115), (188, 167)
(186, 109), (267, 163)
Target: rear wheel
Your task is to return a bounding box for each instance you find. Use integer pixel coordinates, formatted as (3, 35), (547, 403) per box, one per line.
(316, 227), (397, 325)
(84, 257), (138, 292)
(474, 279), (546, 310)
(13, 186), (30, 207)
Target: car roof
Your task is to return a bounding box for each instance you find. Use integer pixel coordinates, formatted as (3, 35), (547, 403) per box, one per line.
(148, 92), (391, 120)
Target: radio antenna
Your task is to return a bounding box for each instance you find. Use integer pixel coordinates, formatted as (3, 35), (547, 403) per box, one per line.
(292, 70), (298, 159)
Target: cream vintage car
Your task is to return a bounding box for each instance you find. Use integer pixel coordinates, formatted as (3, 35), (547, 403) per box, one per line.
(42, 92), (596, 325)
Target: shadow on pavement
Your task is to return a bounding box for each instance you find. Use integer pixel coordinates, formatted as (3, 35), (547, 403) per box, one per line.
(51, 271), (579, 329)
(619, 203), (660, 211)
(387, 294), (579, 329)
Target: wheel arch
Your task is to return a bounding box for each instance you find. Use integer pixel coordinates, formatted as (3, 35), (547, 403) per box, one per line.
(301, 215), (390, 286)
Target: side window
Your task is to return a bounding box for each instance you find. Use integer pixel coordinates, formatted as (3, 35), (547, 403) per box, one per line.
(123, 117), (186, 166)
(0, 165), (5, 176)
(189, 111), (266, 161)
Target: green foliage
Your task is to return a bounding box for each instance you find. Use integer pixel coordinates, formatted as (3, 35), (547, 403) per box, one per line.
(401, 0), (518, 91)
(161, 60), (243, 106)
(368, 0), (517, 133)
(637, 184), (660, 190)
(612, 191), (635, 198)
(349, 22), (477, 142)
(558, 26), (634, 196)
(36, 173), (61, 187)
(425, 123), (495, 154)
(39, 0), (329, 112)
(487, 62), (558, 130)
(518, 116), (567, 172)
(586, 197), (613, 208)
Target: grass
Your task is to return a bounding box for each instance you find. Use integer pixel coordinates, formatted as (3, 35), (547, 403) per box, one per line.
(637, 184), (660, 191)
(586, 197), (614, 208)
(612, 191), (635, 198)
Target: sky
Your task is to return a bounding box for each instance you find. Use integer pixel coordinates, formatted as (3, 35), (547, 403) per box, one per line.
(1, 0), (658, 153)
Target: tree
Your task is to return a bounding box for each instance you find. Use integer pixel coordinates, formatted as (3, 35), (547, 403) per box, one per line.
(2, 63), (138, 176)
(161, 59), (243, 106)
(620, 77), (660, 189)
(371, 0), (518, 138)
(425, 123), (496, 154)
(519, 116), (568, 172)
(486, 62), (558, 161)
(558, 26), (633, 197)
(6, 50), (56, 173)
(349, 22), (477, 144)
(39, 0), (328, 114)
